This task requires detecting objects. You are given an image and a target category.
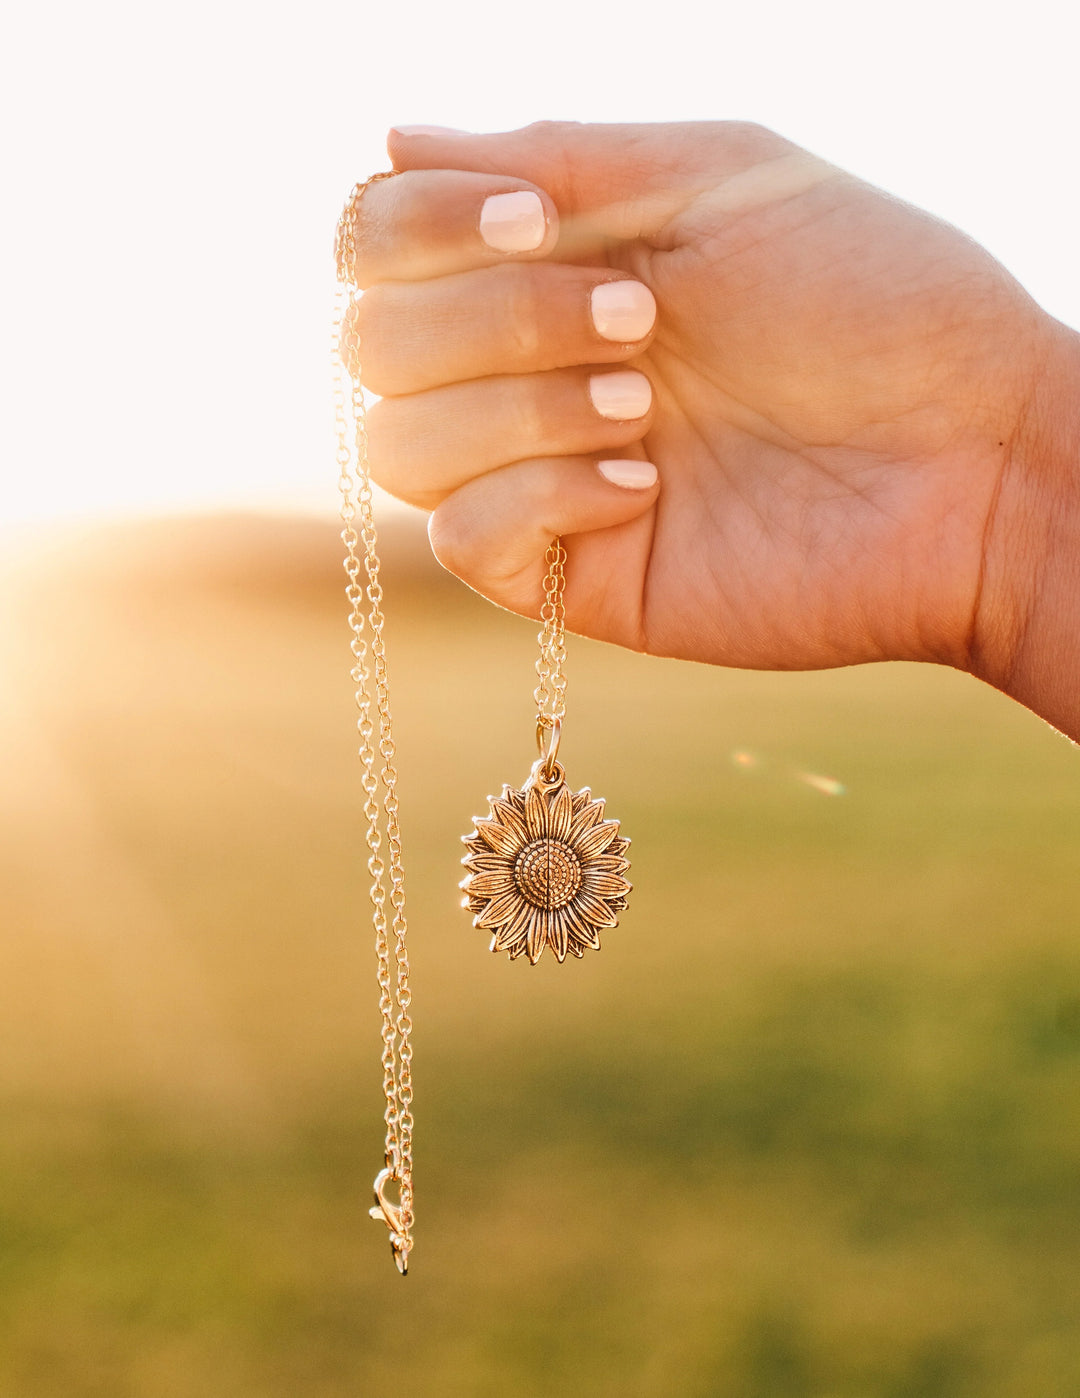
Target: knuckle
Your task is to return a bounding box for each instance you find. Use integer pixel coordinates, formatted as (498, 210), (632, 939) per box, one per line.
(348, 288), (394, 394)
(501, 266), (544, 363)
(349, 213), (379, 289)
(363, 398), (397, 480)
(719, 119), (785, 157)
(522, 118), (582, 144)
(348, 175), (400, 288)
(365, 399), (440, 509)
(526, 466), (564, 519)
(349, 286), (376, 343)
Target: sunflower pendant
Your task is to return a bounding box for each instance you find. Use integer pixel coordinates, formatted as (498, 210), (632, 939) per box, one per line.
(461, 759), (631, 964)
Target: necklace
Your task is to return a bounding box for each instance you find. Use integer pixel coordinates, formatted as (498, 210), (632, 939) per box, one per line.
(460, 535), (633, 964)
(333, 172), (632, 1276)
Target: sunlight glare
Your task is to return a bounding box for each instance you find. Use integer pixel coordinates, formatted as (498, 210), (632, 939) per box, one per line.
(797, 771), (847, 798)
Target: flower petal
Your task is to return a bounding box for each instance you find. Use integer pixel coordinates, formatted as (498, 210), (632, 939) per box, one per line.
(548, 785), (573, 842)
(476, 890), (524, 929)
(490, 798), (529, 845)
(461, 850), (514, 875)
(564, 903), (602, 950)
(464, 870), (516, 900)
(572, 891), (620, 928)
(568, 798), (604, 841)
(494, 900), (531, 952)
(524, 787), (548, 841)
(526, 907), (547, 964)
(586, 853), (630, 876)
(550, 908), (569, 963)
(574, 821), (620, 859)
(581, 871), (632, 900)
(476, 819), (523, 858)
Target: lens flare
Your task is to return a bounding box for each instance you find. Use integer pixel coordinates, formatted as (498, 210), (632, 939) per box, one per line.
(797, 771), (846, 797)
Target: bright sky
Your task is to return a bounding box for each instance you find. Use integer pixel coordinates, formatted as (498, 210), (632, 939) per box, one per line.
(1, 0), (1076, 528)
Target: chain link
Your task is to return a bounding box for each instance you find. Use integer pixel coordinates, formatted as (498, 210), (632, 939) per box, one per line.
(334, 174), (413, 1275)
(533, 537), (568, 731)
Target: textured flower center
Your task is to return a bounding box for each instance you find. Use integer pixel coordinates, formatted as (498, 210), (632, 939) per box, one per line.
(514, 838), (582, 910)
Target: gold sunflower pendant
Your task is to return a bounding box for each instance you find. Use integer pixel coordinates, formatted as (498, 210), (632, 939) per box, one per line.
(461, 758), (632, 965)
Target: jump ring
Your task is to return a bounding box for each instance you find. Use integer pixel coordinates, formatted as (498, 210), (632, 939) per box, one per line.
(536, 717), (562, 777)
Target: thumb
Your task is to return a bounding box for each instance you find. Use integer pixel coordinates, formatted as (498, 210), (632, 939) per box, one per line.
(386, 120), (808, 243)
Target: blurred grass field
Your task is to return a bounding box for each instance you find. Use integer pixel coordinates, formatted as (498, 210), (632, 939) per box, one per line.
(2, 511), (1080, 1397)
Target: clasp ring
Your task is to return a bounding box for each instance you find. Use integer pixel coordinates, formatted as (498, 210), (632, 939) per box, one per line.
(369, 1164), (411, 1276)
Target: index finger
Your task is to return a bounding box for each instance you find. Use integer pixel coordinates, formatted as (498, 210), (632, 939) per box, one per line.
(342, 168), (559, 288)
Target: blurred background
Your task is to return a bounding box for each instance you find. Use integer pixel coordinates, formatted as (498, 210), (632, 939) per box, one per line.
(2, 1), (1079, 1394)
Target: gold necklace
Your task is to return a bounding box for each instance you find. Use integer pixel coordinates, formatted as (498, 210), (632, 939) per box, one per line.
(460, 536), (632, 964)
(334, 172), (631, 1276)
(334, 173), (413, 1276)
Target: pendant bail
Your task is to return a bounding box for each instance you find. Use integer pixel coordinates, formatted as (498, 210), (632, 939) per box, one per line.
(536, 716), (562, 778)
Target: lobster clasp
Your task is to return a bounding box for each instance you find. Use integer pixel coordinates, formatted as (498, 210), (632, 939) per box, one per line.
(369, 1165), (412, 1275)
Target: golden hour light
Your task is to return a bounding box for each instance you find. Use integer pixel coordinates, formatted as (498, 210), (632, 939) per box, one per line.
(3, 0), (1079, 1392)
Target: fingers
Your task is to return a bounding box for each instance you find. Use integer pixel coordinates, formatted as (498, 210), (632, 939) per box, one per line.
(349, 169), (559, 287)
(349, 264), (657, 397)
(427, 455), (658, 638)
(367, 368), (654, 508)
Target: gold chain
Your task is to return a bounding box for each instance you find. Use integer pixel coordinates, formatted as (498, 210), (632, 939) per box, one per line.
(533, 538), (567, 775)
(333, 174), (414, 1276)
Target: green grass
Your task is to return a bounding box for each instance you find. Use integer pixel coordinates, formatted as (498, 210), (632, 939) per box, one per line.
(2, 513), (1080, 1396)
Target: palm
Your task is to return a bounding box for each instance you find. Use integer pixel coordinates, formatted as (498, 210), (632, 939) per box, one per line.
(566, 173), (1038, 670)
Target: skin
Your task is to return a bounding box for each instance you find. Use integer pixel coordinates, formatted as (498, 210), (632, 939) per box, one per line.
(345, 121), (1080, 739)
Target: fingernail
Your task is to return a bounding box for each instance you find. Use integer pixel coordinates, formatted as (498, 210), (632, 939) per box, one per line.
(391, 124), (469, 137)
(480, 191), (546, 253)
(589, 370), (652, 421)
(597, 459), (658, 489)
(590, 281), (657, 342)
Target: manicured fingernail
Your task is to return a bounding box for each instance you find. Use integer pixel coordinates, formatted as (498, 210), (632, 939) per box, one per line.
(480, 191), (546, 253)
(597, 459), (658, 489)
(589, 370), (652, 420)
(590, 281), (657, 342)
(391, 124), (469, 137)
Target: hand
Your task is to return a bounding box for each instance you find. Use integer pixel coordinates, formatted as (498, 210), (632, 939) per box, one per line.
(347, 122), (1079, 727)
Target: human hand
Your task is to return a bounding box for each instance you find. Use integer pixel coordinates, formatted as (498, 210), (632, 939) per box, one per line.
(347, 121), (1079, 727)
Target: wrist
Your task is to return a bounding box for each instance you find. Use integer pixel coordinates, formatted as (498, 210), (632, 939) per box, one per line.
(971, 319), (1080, 739)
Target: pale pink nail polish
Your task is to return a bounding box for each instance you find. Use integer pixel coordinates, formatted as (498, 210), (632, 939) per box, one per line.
(597, 459), (658, 489)
(588, 370), (653, 420)
(391, 124), (469, 137)
(590, 281), (657, 343)
(479, 191), (546, 253)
